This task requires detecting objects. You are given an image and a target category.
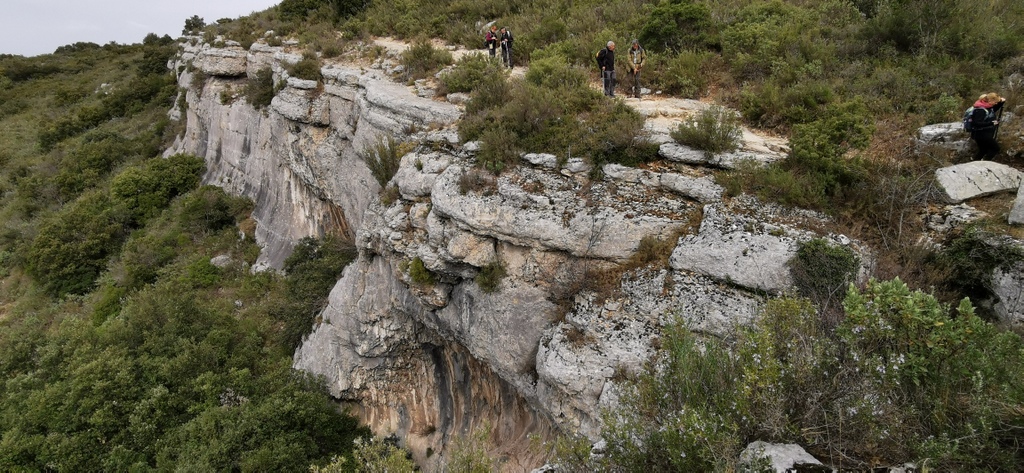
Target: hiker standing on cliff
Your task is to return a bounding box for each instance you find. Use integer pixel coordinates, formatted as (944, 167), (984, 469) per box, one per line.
(500, 27), (514, 68)
(485, 25), (499, 59)
(969, 92), (1006, 161)
(597, 41), (616, 97)
(627, 39), (646, 98)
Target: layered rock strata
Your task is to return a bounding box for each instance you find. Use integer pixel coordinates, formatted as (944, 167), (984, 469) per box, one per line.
(171, 39), (868, 471)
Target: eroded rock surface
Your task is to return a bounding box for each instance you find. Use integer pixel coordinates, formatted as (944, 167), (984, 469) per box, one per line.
(935, 161), (1023, 203)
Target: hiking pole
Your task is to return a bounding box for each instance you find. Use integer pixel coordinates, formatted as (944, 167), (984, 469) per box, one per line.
(995, 105), (1005, 140)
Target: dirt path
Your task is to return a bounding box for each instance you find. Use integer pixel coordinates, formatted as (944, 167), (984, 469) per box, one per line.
(369, 37), (788, 154)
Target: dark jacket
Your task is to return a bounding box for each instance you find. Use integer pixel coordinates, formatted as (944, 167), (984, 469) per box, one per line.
(500, 31), (513, 51)
(971, 101), (1004, 133)
(597, 47), (615, 71)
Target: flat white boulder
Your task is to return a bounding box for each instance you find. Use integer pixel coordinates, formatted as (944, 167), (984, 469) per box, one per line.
(195, 47), (247, 76)
(739, 441), (824, 473)
(935, 161), (1022, 203)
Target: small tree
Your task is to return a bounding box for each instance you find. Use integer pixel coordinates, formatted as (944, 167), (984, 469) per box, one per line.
(183, 15), (205, 35)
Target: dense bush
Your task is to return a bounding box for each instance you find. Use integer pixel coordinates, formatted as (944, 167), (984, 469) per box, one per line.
(278, 235), (356, 350)
(647, 49), (716, 98)
(460, 60), (651, 174)
(670, 105), (742, 155)
(287, 51), (323, 82)
(25, 191), (130, 296)
(586, 280), (1024, 471)
(399, 39), (453, 81)
(109, 153), (205, 222)
(788, 238), (860, 320)
(244, 67), (277, 109)
(439, 53), (509, 95)
(638, 0), (717, 53)
(938, 226), (1024, 305)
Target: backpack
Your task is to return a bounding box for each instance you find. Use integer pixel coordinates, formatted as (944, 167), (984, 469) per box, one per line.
(963, 106), (992, 132)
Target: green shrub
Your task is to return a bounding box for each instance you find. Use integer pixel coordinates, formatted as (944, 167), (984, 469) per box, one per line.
(359, 135), (403, 188)
(670, 105), (742, 155)
(720, 0), (817, 82)
(475, 261), (506, 293)
(740, 78), (836, 129)
(523, 56), (587, 90)
(25, 191), (128, 296)
(287, 52), (322, 81)
(939, 226), (1024, 304)
(244, 67), (276, 109)
(462, 73), (648, 174)
(638, 0), (717, 53)
(648, 49), (715, 98)
(788, 238), (859, 320)
(439, 53), (508, 95)
(399, 39), (453, 81)
(110, 153), (205, 222)
(601, 321), (742, 471)
(278, 235), (357, 350)
(408, 257), (435, 285)
(586, 280), (1024, 471)
(780, 100), (873, 203)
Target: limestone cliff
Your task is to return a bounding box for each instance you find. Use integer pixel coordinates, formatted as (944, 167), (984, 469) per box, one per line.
(167, 38), (869, 470)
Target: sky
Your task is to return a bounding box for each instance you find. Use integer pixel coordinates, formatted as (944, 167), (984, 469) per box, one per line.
(0, 0), (282, 57)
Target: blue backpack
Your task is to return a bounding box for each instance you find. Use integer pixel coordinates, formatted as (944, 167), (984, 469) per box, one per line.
(963, 106), (992, 132)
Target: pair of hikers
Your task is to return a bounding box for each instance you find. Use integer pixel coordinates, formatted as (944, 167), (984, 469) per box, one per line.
(596, 39), (646, 98)
(966, 92), (1006, 161)
(485, 25), (513, 68)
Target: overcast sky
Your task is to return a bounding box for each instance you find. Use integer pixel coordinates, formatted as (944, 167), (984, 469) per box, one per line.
(1, 0), (282, 57)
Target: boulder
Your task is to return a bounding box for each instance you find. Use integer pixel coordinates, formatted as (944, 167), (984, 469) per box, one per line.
(1009, 184), (1024, 225)
(522, 153), (558, 169)
(669, 205), (798, 294)
(430, 165), (683, 262)
(916, 122), (968, 152)
(270, 85), (331, 126)
(659, 172), (723, 203)
(935, 161), (1023, 203)
(992, 262), (1024, 330)
(659, 142), (784, 169)
(195, 47), (248, 76)
(393, 152), (452, 200)
(739, 441), (825, 473)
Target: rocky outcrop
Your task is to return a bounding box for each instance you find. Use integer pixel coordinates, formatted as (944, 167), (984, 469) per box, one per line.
(669, 201), (866, 295)
(916, 122), (969, 152)
(195, 46), (248, 76)
(935, 161), (1023, 203)
(171, 37), (877, 471)
(166, 43), (460, 269)
(993, 260), (1024, 330)
(1009, 184), (1024, 225)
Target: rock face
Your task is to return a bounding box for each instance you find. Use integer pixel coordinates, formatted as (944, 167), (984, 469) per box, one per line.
(166, 43), (460, 269)
(170, 37), (873, 471)
(992, 260), (1024, 330)
(934, 161), (1023, 203)
(1009, 184), (1024, 225)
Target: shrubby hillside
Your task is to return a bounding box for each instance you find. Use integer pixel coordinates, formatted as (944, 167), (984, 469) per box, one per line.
(0, 37), (366, 470)
(1, 0), (1024, 470)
